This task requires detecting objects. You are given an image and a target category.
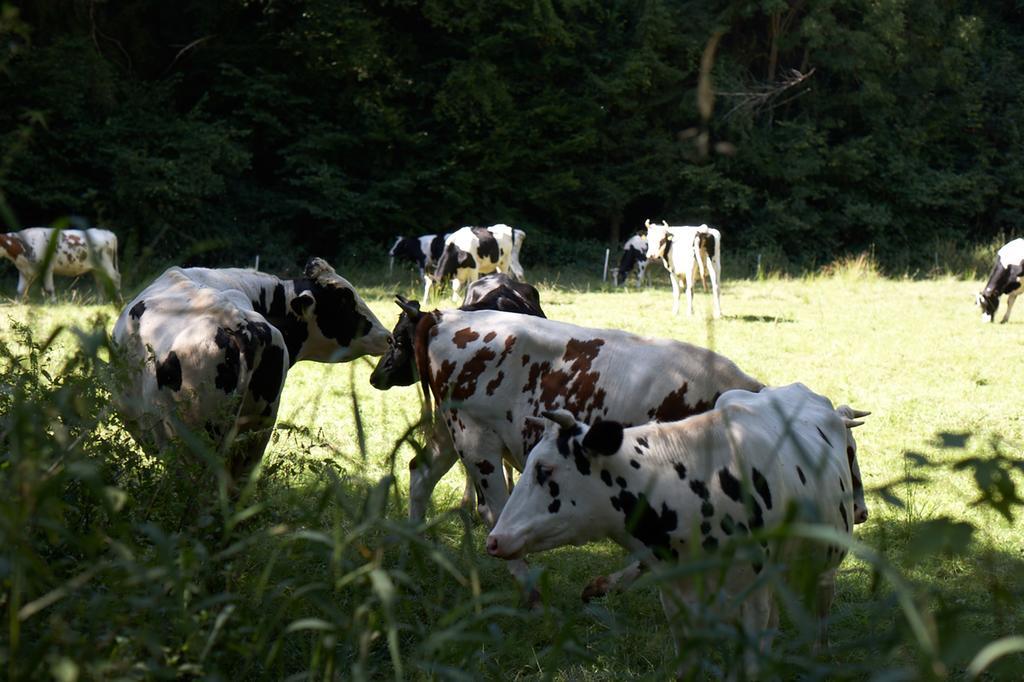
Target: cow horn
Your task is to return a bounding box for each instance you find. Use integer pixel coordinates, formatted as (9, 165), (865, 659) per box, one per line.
(843, 418), (865, 428)
(644, 219), (652, 228)
(541, 410), (577, 430)
(850, 409), (871, 418)
(395, 297), (421, 317)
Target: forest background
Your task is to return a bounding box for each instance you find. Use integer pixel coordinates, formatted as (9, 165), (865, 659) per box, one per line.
(1, 0), (1022, 281)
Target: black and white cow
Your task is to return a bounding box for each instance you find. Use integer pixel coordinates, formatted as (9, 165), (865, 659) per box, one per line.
(645, 219), (722, 317)
(112, 258), (389, 482)
(424, 224), (526, 303)
(369, 278), (545, 519)
(369, 306), (763, 586)
(612, 233), (651, 288)
(387, 233), (449, 278)
(0, 227), (120, 300)
(976, 238), (1024, 323)
(488, 383), (869, 666)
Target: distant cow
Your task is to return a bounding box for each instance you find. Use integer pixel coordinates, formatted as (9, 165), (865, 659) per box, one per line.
(613, 233), (651, 288)
(112, 258), (389, 482)
(645, 219), (722, 317)
(370, 306), (762, 588)
(0, 227), (120, 300)
(488, 384), (869, 667)
(369, 277), (545, 519)
(388, 233), (449, 278)
(424, 224), (526, 303)
(976, 238), (1024, 323)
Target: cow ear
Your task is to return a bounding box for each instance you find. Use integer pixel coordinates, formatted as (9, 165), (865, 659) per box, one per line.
(581, 420), (624, 456)
(290, 290), (316, 317)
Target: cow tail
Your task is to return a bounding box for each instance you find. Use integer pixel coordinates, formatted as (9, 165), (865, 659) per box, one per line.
(413, 312), (440, 425)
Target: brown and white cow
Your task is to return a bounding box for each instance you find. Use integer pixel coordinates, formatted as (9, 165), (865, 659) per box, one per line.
(645, 219), (722, 317)
(0, 227), (120, 300)
(488, 383), (869, 668)
(112, 258), (389, 482)
(976, 238), (1024, 323)
(371, 305), (763, 585)
(424, 224), (526, 304)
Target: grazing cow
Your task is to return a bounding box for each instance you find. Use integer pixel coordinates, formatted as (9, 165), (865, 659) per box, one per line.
(613, 233), (651, 288)
(0, 227), (120, 300)
(487, 383), (869, 668)
(387, 233), (449, 278)
(112, 258), (389, 481)
(976, 238), (1024, 323)
(645, 219), (722, 317)
(369, 279), (544, 519)
(370, 306), (763, 587)
(424, 224), (526, 303)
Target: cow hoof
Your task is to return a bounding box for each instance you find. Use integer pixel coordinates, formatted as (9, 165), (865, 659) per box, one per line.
(581, 575), (610, 603)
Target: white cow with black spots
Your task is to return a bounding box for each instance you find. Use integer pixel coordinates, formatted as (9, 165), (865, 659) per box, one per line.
(976, 238), (1024, 323)
(488, 383), (869, 668)
(112, 258), (389, 483)
(613, 233), (651, 288)
(424, 224), (526, 303)
(645, 219), (722, 317)
(0, 227), (120, 300)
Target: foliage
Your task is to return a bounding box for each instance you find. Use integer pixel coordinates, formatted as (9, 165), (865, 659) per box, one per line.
(0, 1), (1019, 281)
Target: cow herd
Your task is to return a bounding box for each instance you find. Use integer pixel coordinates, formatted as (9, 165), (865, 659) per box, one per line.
(2, 223), (1022, 666)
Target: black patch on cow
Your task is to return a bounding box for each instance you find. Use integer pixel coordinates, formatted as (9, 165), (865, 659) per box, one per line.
(549, 499), (561, 514)
(720, 514), (736, 535)
(155, 352), (182, 391)
(582, 420), (624, 456)
(129, 300), (146, 321)
(600, 470), (613, 487)
(615, 476), (627, 488)
(674, 463), (687, 480)
(751, 467), (773, 510)
(481, 478), (489, 489)
(556, 426), (579, 456)
(702, 535), (718, 552)
(630, 459), (640, 469)
(752, 562), (763, 574)
(839, 476), (846, 492)
(839, 503), (849, 532)
(476, 460), (495, 475)
(309, 280), (372, 349)
(636, 436), (649, 449)
(249, 344), (285, 408)
(700, 521), (711, 535)
(797, 466), (807, 485)
(270, 283), (287, 318)
(572, 441), (591, 475)
(535, 463), (550, 486)
(816, 426), (833, 448)
(689, 479), (709, 500)
(718, 467), (742, 501)
(611, 489), (678, 559)
(736, 521), (749, 535)
(471, 227), (500, 264)
(214, 327), (242, 394)
(429, 234), (446, 262)
(701, 500), (714, 518)
(748, 498), (765, 530)
(548, 480), (560, 498)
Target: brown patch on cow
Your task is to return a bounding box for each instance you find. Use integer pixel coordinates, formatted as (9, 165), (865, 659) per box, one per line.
(452, 327), (480, 349)
(450, 346), (497, 400)
(0, 234), (25, 259)
(486, 371), (505, 395)
(506, 410), (514, 423)
(523, 360), (551, 393)
(475, 460), (495, 475)
(432, 359), (457, 399)
(64, 234), (84, 246)
(414, 313), (442, 403)
(648, 383), (717, 422)
(521, 354), (530, 366)
(533, 338), (608, 419)
(522, 419), (544, 455)
(483, 331), (497, 342)
(496, 334), (516, 367)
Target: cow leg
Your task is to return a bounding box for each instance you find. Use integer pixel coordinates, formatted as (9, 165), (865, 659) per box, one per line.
(685, 267), (696, 316)
(581, 560), (646, 602)
(16, 272), (31, 299)
(814, 569), (837, 653)
(741, 588), (775, 676)
(708, 256), (722, 319)
(1000, 290), (1019, 323)
(670, 272), (682, 315)
(42, 268), (57, 300)
(409, 417), (459, 520)
(422, 276), (432, 305)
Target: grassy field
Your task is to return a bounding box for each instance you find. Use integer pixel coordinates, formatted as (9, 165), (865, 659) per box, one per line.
(2, 267), (1023, 679)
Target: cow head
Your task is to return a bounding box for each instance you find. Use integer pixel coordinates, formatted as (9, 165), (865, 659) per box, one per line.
(487, 410), (622, 560)
(295, 258), (389, 362)
(836, 405), (870, 524)
(976, 289), (1002, 322)
(644, 220), (671, 261)
(369, 295), (424, 389)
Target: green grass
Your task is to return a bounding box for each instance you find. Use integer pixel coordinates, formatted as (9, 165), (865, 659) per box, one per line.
(2, 267), (1022, 679)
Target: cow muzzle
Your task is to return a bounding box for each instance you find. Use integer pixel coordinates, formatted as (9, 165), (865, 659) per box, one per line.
(854, 505), (869, 524)
(486, 533), (522, 560)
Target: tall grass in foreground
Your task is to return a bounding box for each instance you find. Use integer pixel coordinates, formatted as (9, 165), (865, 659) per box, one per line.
(1, 316), (1023, 680)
